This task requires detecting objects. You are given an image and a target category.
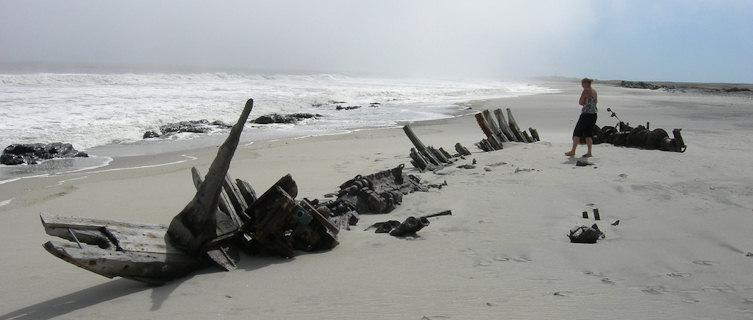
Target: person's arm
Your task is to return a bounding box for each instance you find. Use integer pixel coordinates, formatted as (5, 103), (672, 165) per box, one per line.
(579, 88), (590, 106)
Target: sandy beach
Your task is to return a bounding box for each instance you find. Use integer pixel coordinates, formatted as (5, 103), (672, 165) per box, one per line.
(2, 78), (753, 319)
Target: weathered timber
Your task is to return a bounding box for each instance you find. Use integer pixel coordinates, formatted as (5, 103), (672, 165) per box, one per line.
(403, 124), (441, 165)
(454, 143), (471, 156)
(189, 167), (243, 270)
(41, 213), (202, 285)
(474, 113), (503, 150)
(428, 146), (450, 163)
(224, 174), (249, 218)
(409, 147), (429, 171)
(506, 108), (528, 142)
(167, 98), (254, 255)
(493, 109), (517, 142)
(523, 131), (533, 143)
(476, 139), (494, 152)
(190, 167), (241, 234)
(482, 109), (509, 143)
(235, 178), (258, 207)
(529, 128), (540, 142)
(438, 147), (453, 160)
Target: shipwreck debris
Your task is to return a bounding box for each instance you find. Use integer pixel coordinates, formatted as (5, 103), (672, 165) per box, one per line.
(41, 99), (341, 284)
(474, 108), (539, 152)
(366, 210), (452, 237)
(594, 108), (686, 152)
(403, 123), (472, 171)
(40, 98), (448, 285)
(40, 213), (203, 285)
(568, 224), (605, 243)
(314, 164), (432, 230)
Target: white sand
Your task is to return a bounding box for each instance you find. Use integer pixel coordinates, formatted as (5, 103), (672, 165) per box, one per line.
(2, 79), (752, 319)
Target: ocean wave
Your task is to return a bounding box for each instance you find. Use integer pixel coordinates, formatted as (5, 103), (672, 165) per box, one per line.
(0, 73), (556, 151)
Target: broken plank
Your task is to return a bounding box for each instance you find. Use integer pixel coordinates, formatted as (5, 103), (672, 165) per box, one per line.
(482, 109), (508, 142)
(475, 113), (503, 150)
(494, 108), (517, 142)
(235, 178), (258, 206)
(506, 108), (527, 142)
(167, 98), (254, 255)
(403, 123), (441, 165)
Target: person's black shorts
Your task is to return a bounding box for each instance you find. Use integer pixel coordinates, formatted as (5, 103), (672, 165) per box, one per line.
(573, 113), (597, 139)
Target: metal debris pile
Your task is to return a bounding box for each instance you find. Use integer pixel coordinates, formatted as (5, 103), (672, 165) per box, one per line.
(593, 108), (687, 152)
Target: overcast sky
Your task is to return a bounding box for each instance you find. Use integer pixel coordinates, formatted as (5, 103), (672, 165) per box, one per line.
(1, 0), (751, 83)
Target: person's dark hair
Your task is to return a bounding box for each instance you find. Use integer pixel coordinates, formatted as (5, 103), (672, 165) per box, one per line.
(581, 77), (594, 84)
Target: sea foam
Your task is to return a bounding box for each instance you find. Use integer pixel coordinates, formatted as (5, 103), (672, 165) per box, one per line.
(0, 73), (555, 151)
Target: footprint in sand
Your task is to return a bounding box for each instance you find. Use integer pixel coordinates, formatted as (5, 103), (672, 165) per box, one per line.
(682, 298), (701, 304)
(666, 272), (691, 278)
(642, 287), (666, 295)
(692, 260), (718, 266)
(584, 271), (615, 285)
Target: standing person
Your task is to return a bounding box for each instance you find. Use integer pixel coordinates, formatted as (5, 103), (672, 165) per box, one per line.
(565, 77), (598, 157)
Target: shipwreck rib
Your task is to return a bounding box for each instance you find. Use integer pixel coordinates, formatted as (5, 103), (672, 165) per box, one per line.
(167, 98), (254, 255)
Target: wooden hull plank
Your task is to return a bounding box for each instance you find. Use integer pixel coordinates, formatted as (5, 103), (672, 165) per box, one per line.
(41, 213), (203, 284)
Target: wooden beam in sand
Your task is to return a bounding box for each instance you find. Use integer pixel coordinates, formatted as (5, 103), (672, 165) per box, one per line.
(474, 113), (503, 150)
(493, 108), (517, 142)
(403, 124), (442, 165)
(167, 98), (254, 255)
(506, 108), (528, 142)
(482, 109), (509, 143)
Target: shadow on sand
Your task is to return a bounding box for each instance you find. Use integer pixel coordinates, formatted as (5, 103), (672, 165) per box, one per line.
(0, 251), (302, 320)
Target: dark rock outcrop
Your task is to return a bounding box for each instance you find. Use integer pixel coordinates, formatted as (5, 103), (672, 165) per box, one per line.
(620, 81), (670, 90)
(1, 143), (88, 165)
(251, 113), (319, 124)
(143, 120), (232, 139)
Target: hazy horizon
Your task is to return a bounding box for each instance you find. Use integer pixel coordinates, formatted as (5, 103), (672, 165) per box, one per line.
(2, 1), (751, 83)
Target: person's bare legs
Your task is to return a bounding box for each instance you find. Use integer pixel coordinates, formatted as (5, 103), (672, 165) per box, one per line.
(582, 137), (593, 157)
(565, 136), (580, 156)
